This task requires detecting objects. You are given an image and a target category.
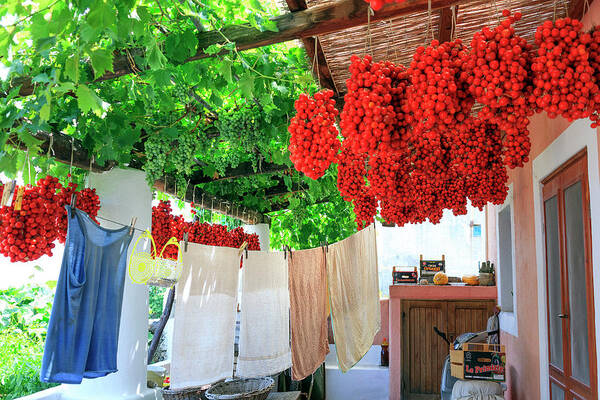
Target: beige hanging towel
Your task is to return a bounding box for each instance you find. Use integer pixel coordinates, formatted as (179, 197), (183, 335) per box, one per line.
(236, 251), (292, 377)
(171, 243), (240, 390)
(288, 248), (329, 381)
(327, 224), (380, 373)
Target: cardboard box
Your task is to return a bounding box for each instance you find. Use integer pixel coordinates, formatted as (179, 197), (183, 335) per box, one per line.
(450, 343), (506, 382)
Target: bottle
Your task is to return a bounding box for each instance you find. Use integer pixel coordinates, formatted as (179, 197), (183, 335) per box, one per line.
(381, 338), (389, 367)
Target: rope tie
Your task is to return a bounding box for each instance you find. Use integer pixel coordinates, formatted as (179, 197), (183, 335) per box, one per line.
(46, 132), (53, 159)
(425, 0), (433, 45)
(69, 138), (74, 182)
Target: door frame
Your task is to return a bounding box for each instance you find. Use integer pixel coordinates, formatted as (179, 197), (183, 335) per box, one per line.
(533, 119), (600, 399)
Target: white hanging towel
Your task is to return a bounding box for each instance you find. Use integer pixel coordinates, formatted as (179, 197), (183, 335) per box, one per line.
(236, 250), (292, 377)
(327, 224), (380, 372)
(171, 243), (241, 390)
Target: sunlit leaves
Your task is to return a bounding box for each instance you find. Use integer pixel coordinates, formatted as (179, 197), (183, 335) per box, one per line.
(146, 39), (168, 70)
(90, 48), (114, 78)
(75, 84), (104, 114)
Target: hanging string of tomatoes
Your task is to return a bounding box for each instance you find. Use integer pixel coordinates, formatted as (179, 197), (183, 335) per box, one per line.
(289, 12), (600, 229)
(151, 200), (261, 260)
(0, 176), (100, 262)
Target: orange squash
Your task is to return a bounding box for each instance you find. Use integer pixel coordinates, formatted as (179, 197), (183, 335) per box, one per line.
(433, 272), (448, 285)
(462, 275), (480, 285)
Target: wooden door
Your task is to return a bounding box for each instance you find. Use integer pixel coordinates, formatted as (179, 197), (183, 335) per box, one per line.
(542, 151), (597, 400)
(447, 300), (497, 344)
(402, 300), (495, 399)
(402, 300), (448, 399)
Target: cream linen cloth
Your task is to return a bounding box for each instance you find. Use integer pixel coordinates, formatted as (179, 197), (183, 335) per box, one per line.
(171, 243), (240, 389)
(327, 224), (380, 372)
(236, 251), (292, 377)
(288, 248), (329, 381)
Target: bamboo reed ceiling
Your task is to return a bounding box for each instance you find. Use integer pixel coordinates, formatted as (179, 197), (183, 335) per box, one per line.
(288, 0), (575, 94)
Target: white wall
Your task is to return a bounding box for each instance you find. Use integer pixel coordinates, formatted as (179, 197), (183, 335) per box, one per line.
(376, 203), (486, 297)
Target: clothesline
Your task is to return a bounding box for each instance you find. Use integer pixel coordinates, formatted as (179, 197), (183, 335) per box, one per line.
(95, 215), (146, 233)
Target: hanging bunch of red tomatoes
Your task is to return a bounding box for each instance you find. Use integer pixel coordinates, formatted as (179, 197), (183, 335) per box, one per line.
(151, 201), (260, 260)
(288, 90), (340, 180)
(465, 10), (534, 168)
(0, 176), (101, 262)
(288, 9), (600, 229)
(532, 18), (599, 122)
(340, 55), (409, 154)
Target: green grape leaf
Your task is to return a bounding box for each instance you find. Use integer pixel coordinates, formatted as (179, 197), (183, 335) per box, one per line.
(146, 40), (167, 70)
(90, 48), (114, 78)
(152, 69), (172, 87)
(161, 127), (179, 139)
(76, 84), (103, 114)
(218, 59), (233, 83)
(210, 93), (223, 107)
(204, 44), (223, 55)
(87, 1), (116, 30)
(238, 74), (255, 98)
(64, 53), (79, 83)
(39, 103), (50, 121)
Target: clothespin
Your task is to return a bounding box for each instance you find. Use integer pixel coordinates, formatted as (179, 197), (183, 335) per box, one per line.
(70, 193), (77, 218)
(325, 240), (329, 253)
(0, 180), (15, 207)
(13, 186), (24, 211)
(284, 245), (292, 260)
(238, 241), (248, 257)
(183, 232), (189, 252)
(129, 217), (137, 235)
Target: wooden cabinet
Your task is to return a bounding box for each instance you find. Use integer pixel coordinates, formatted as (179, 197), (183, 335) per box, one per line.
(401, 299), (496, 399)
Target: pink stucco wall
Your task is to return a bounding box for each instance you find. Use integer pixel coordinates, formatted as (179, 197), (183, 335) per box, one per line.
(485, 3), (600, 399)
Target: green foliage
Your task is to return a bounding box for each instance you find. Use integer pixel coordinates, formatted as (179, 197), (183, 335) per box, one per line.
(0, 0), (358, 250)
(270, 194), (357, 251)
(149, 286), (167, 320)
(0, 329), (58, 399)
(0, 279), (58, 399)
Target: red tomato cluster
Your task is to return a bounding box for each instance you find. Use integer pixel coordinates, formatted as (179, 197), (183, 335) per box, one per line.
(287, 10), (600, 228)
(532, 18), (600, 122)
(465, 10), (534, 168)
(340, 55), (409, 154)
(405, 39), (473, 133)
(55, 182), (101, 243)
(336, 148), (368, 200)
(151, 201), (261, 260)
(352, 190), (378, 229)
(0, 176), (101, 262)
(364, 0), (405, 12)
(288, 90), (340, 179)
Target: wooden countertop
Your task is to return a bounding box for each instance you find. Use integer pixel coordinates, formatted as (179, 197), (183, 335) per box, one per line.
(389, 284), (497, 300)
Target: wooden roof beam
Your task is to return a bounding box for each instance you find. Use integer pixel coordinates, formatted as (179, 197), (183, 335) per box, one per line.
(154, 179), (268, 224)
(6, 129), (267, 223)
(437, 5), (457, 43)
(5, 0), (467, 98)
(569, 0), (587, 21)
(285, 0), (338, 94)
(191, 162), (291, 184)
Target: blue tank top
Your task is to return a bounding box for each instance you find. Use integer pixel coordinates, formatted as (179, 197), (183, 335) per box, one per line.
(41, 206), (133, 384)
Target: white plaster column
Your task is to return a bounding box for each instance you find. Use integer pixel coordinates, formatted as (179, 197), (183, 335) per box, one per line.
(61, 168), (157, 400)
(242, 223), (270, 251)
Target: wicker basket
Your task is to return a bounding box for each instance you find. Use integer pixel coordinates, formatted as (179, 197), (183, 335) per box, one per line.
(161, 386), (205, 400)
(205, 377), (274, 400)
